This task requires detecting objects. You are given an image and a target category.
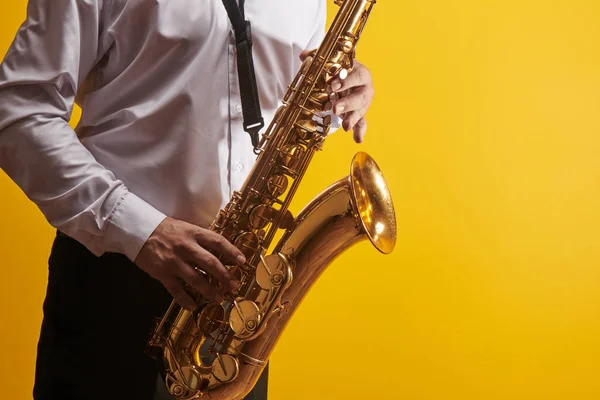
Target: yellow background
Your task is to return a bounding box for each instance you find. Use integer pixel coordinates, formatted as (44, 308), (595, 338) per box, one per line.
(1, 0), (600, 399)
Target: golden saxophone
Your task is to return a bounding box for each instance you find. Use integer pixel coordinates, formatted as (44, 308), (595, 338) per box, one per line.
(148, 1), (396, 398)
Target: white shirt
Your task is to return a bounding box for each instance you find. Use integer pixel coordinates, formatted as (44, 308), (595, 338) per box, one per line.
(0, 0), (327, 262)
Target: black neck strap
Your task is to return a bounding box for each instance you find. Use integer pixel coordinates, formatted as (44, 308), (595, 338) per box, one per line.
(221, 0), (264, 152)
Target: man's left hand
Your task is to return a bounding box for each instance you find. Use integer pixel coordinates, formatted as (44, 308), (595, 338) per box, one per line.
(329, 60), (374, 143)
(300, 51), (375, 143)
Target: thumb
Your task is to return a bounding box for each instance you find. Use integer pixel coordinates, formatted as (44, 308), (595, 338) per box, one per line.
(299, 49), (315, 61)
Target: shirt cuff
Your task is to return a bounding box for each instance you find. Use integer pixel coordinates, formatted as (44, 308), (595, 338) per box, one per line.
(325, 110), (342, 133)
(104, 190), (167, 262)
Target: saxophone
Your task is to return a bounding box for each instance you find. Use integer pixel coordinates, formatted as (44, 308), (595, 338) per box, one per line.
(148, 1), (396, 398)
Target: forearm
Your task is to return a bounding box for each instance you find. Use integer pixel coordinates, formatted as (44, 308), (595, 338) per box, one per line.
(0, 0), (166, 261)
(0, 94), (166, 261)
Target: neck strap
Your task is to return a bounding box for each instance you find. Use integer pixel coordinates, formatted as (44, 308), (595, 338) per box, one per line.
(221, 0), (264, 152)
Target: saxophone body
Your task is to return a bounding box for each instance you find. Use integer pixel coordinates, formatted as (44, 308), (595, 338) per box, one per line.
(148, 1), (396, 398)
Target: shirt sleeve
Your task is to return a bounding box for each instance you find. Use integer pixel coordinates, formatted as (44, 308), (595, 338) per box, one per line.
(0, 0), (166, 262)
(306, 0), (327, 51)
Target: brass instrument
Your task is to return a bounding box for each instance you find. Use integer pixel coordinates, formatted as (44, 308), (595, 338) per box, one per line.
(148, 1), (396, 398)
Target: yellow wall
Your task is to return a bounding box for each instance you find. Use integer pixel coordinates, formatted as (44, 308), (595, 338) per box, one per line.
(2, 1), (600, 399)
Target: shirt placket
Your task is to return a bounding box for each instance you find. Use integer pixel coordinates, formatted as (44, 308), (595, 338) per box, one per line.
(227, 28), (250, 196)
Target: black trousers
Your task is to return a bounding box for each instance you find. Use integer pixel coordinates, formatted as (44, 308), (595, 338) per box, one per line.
(34, 233), (268, 400)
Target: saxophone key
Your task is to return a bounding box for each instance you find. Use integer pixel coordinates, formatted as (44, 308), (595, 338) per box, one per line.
(256, 254), (288, 291)
(266, 174), (289, 198)
(249, 204), (279, 229)
(211, 354), (239, 383)
(233, 232), (261, 258)
(229, 299), (262, 339)
(320, 114), (332, 127)
(279, 210), (296, 230)
(339, 38), (354, 54)
(196, 303), (226, 334)
(306, 92), (333, 112)
(325, 62), (349, 83)
(279, 144), (306, 170)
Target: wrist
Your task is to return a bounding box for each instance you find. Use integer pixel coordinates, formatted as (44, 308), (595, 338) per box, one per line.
(104, 190), (167, 262)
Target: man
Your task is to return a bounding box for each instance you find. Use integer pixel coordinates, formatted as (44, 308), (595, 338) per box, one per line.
(0, 0), (375, 399)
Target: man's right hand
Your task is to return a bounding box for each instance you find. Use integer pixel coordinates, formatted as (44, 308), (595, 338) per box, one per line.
(135, 217), (245, 310)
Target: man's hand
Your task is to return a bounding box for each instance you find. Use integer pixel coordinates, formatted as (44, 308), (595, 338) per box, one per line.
(135, 217), (245, 310)
(329, 60), (374, 143)
(300, 51), (375, 143)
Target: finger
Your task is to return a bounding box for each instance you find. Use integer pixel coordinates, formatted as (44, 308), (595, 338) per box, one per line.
(353, 117), (368, 143)
(299, 49), (311, 61)
(300, 48), (317, 62)
(179, 263), (224, 303)
(163, 276), (197, 311)
(330, 63), (371, 93)
(195, 229), (246, 266)
(333, 86), (372, 116)
(189, 246), (238, 291)
(341, 109), (367, 132)
(329, 88), (352, 106)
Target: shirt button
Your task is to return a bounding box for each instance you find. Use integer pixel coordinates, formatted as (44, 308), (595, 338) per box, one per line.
(235, 104), (243, 114)
(234, 163), (244, 172)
